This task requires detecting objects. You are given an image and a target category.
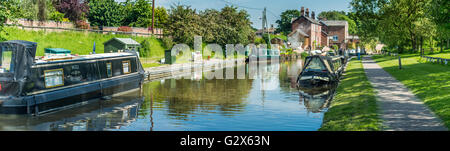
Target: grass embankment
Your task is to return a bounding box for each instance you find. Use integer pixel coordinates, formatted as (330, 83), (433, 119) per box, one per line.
(372, 54), (450, 128)
(319, 58), (382, 131)
(3, 27), (166, 67)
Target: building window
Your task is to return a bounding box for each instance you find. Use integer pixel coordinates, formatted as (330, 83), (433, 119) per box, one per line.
(333, 35), (338, 41)
(44, 68), (64, 88)
(122, 60), (131, 74)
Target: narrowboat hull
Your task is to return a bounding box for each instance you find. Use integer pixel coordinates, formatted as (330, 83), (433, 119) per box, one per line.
(0, 73), (144, 114)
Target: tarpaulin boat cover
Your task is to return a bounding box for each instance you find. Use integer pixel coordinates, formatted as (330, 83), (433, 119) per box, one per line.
(0, 40), (37, 96)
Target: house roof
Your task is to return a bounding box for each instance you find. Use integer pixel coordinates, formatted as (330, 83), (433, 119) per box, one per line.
(291, 15), (321, 25)
(288, 29), (309, 37)
(322, 20), (348, 26)
(104, 38), (141, 46)
(256, 28), (276, 34)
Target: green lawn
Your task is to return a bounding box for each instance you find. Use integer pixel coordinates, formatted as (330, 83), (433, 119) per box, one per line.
(320, 58), (382, 131)
(428, 52), (450, 59)
(372, 54), (450, 128)
(2, 27), (166, 58)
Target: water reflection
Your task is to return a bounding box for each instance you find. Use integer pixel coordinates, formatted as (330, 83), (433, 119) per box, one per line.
(0, 93), (143, 131)
(0, 59), (338, 131)
(299, 86), (337, 113)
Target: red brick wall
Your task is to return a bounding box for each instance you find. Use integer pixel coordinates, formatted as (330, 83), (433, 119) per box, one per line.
(327, 26), (346, 49)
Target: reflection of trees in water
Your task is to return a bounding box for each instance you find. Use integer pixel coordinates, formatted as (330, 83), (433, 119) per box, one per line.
(142, 77), (253, 120)
(279, 60), (303, 92)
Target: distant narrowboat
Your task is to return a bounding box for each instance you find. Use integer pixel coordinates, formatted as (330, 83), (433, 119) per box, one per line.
(297, 55), (345, 87)
(0, 40), (145, 115)
(246, 49), (280, 62)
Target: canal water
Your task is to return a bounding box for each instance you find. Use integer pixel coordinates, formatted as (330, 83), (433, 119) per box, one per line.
(0, 60), (337, 131)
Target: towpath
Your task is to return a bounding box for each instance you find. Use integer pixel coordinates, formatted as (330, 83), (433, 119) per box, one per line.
(361, 56), (447, 131)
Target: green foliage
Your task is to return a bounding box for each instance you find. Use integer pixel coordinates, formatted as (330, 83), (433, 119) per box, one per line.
(122, 0), (153, 27)
(350, 0), (446, 53)
(320, 59), (382, 131)
(275, 9), (300, 35)
(318, 11), (357, 34)
(139, 39), (151, 57)
(154, 6), (169, 28)
(0, 0), (20, 41)
(161, 37), (174, 50)
(87, 0), (124, 27)
(166, 5), (255, 47)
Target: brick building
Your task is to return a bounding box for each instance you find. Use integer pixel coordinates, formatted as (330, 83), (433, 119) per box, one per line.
(322, 20), (348, 49)
(290, 7), (322, 50)
(289, 7), (353, 51)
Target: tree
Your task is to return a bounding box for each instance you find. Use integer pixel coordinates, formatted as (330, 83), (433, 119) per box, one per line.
(166, 4), (201, 46)
(429, 0), (450, 51)
(154, 6), (169, 28)
(122, 0), (153, 27)
(351, 0), (435, 53)
(275, 9), (300, 35)
(53, 0), (89, 22)
(87, 0), (123, 27)
(1, 0), (20, 41)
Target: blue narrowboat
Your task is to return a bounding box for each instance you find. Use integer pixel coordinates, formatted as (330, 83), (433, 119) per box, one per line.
(0, 40), (145, 115)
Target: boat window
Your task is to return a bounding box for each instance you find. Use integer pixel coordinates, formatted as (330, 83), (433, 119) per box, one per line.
(107, 62), (112, 77)
(0, 46), (14, 73)
(44, 68), (64, 88)
(305, 57), (327, 72)
(122, 60), (131, 74)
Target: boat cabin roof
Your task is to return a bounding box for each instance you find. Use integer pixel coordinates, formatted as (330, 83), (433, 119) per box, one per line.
(34, 52), (137, 65)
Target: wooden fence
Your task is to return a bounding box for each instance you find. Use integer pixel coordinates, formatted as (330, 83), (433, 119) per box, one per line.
(422, 56), (449, 65)
(6, 24), (164, 38)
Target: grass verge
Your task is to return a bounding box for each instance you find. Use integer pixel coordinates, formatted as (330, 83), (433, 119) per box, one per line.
(319, 58), (382, 131)
(372, 54), (450, 128)
(2, 27), (166, 58)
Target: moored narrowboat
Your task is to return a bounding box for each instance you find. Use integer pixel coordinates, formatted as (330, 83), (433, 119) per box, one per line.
(0, 40), (145, 115)
(297, 55), (345, 87)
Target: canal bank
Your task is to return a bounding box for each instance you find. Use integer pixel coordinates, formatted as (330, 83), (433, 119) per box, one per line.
(320, 58), (382, 131)
(143, 58), (246, 81)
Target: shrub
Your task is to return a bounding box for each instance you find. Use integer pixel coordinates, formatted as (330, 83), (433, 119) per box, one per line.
(301, 52), (309, 58)
(162, 37), (174, 50)
(139, 39), (151, 57)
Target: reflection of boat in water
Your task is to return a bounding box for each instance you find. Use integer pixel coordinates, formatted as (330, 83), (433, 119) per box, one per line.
(299, 85), (336, 113)
(0, 93), (144, 131)
(297, 55), (345, 87)
(0, 40), (145, 115)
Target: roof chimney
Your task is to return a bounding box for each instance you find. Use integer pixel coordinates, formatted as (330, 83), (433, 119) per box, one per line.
(301, 7), (305, 16)
(306, 8), (310, 17)
(312, 11), (315, 20)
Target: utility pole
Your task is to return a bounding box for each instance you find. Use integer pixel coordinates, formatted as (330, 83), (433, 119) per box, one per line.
(151, 0), (155, 35)
(262, 7), (271, 48)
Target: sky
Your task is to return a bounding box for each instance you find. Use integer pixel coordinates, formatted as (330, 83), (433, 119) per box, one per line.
(118, 0), (353, 29)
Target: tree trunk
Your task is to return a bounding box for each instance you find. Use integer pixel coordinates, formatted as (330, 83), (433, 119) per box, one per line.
(420, 37), (424, 56)
(411, 35), (416, 53)
(441, 39), (444, 53)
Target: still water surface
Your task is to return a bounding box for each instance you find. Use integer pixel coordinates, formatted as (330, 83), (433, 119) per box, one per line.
(0, 60), (336, 131)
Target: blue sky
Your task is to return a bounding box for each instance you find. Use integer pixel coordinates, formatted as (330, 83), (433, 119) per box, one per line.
(118, 0), (353, 29)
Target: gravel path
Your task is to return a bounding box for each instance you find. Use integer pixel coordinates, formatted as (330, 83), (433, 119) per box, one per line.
(362, 56), (447, 131)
